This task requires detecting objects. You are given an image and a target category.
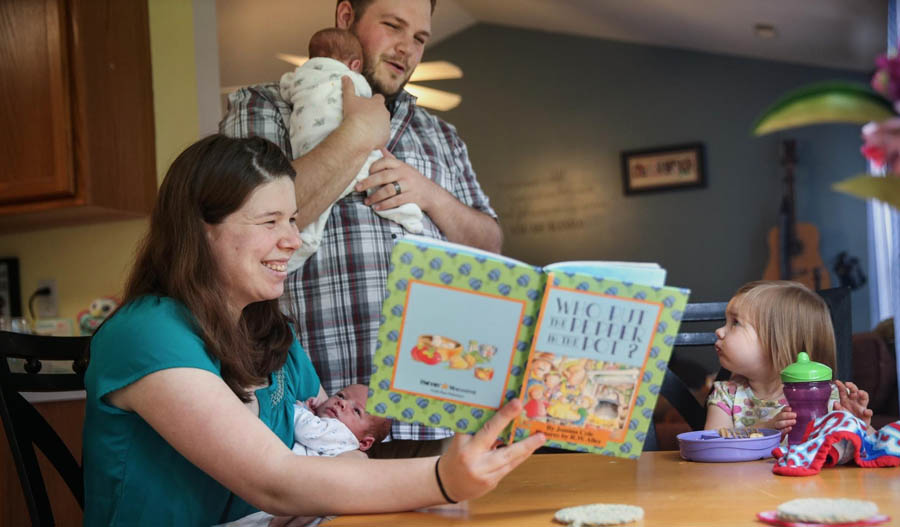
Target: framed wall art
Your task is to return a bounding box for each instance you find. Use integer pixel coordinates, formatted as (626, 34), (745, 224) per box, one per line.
(621, 142), (706, 195)
(0, 257), (22, 318)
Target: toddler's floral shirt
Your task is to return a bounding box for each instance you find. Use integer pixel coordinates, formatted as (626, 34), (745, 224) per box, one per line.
(707, 378), (838, 429)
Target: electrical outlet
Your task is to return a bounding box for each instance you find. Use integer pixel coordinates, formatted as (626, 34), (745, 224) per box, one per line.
(35, 279), (59, 318)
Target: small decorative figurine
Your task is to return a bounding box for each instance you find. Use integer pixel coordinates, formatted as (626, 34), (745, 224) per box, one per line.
(77, 297), (119, 336)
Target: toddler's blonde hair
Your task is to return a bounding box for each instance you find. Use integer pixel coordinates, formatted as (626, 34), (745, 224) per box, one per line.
(728, 280), (836, 376)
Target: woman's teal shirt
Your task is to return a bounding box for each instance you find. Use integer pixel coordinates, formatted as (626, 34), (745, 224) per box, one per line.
(82, 296), (320, 525)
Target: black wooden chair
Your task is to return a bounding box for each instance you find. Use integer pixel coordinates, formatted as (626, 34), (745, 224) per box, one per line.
(646, 287), (853, 450)
(0, 331), (90, 526)
(643, 302), (727, 451)
(661, 302), (727, 429)
(817, 287), (853, 381)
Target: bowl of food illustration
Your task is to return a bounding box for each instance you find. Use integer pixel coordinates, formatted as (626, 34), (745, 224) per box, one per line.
(411, 335), (463, 365)
(450, 353), (478, 370)
(474, 367), (494, 381)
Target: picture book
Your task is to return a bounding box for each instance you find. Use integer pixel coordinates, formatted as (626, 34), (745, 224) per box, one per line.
(365, 235), (690, 458)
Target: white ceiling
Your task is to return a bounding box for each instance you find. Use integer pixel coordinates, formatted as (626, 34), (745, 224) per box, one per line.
(216, 0), (888, 89)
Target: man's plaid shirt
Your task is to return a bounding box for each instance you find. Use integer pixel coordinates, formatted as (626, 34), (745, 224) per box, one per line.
(220, 83), (497, 440)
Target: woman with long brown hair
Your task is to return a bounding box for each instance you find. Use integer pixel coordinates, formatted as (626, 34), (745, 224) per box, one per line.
(82, 134), (544, 525)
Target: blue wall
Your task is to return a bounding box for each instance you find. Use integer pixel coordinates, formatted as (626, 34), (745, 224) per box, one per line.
(426, 24), (873, 333)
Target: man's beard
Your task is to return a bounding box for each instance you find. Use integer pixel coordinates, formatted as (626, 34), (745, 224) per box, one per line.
(362, 59), (410, 100)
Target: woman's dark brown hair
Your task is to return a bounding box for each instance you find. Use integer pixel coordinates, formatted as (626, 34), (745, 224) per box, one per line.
(122, 134), (297, 401)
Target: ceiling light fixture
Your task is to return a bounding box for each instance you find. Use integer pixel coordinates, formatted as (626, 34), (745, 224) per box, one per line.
(274, 54), (463, 111)
(754, 23), (777, 39)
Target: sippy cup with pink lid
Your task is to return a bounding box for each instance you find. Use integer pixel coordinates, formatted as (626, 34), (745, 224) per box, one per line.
(781, 352), (832, 445)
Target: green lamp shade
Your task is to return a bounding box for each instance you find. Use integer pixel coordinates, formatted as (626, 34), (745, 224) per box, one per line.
(833, 174), (900, 209)
(753, 81), (895, 136)
(780, 351), (833, 382)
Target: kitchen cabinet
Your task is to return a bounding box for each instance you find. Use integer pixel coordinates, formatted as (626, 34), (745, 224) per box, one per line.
(0, 0), (156, 232)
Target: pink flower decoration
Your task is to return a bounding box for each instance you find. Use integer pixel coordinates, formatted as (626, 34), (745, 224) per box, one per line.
(861, 144), (886, 167)
(872, 54), (900, 102)
(861, 118), (900, 175)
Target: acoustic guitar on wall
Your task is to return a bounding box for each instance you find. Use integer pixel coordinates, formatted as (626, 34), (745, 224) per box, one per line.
(762, 139), (831, 290)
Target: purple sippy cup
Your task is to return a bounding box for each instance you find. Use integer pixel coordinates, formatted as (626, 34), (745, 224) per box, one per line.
(780, 352), (833, 446)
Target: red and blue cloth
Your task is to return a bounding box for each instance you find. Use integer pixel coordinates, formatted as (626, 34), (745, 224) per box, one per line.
(772, 410), (900, 476)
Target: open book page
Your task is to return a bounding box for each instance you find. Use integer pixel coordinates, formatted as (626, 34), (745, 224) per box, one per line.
(367, 236), (543, 435)
(403, 236), (667, 286)
(543, 261), (666, 287)
(402, 234), (534, 269)
(512, 271), (690, 457)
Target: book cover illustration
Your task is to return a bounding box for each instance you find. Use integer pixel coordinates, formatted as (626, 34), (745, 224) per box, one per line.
(513, 272), (689, 458)
(366, 238), (543, 434)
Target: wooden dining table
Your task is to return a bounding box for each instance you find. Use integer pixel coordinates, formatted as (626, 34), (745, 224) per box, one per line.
(324, 451), (899, 526)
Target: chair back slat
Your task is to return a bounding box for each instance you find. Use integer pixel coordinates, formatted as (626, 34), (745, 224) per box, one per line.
(682, 302), (728, 322)
(19, 392), (85, 506)
(0, 332), (91, 362)
(673, 332), (717, 347)
(0, 384), (53, 522)
(10, 373), (86, 393)
(0, 330), (90, 526)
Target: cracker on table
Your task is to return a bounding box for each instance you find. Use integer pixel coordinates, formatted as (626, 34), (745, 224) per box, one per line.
(717, 427), (760, 439)
(776, 498), (878, 523)
(554, 503), (644, 526)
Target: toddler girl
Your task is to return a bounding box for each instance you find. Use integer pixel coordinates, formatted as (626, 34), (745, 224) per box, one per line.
(705, 280), (873, 437)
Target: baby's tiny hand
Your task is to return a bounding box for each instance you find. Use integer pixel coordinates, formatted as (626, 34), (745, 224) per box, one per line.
(305, 395), (323, 411)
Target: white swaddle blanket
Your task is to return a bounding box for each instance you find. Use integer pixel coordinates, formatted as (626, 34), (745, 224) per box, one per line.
(280, 57), (424, 273)
(290, 402), (360, 456)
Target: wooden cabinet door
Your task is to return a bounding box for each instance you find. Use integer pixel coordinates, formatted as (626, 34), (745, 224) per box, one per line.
(0, 0), (77, 205)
